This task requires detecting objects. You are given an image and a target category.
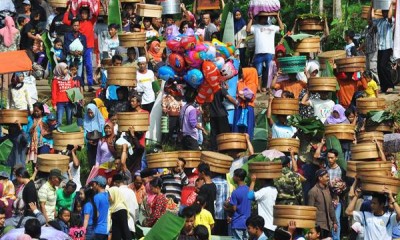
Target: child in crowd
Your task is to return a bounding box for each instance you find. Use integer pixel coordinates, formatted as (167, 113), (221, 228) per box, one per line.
(192, 195), (214, 237)
(301, 91), (335, 123)
(53, 38), (65, 63)
(363, 70), (379, 98)
(179, 207), (196, 238)
(344, 30), (357, 57)
(69, 213), (86, 240)
(7, 72), (33, 112)
(271, 72), (306, 99)
(267, 93), (297, 139)
(307, 226), (323, 240)
(103, 24), (120, 59)
(57, 208), (71, 234)
(193, 225), (210, 240)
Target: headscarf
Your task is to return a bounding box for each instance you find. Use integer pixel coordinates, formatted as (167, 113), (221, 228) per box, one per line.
(16, 234), (32, 240)
(108, 186), (129, 213)
(326, 104), (347, 124)
(84, 103), (105, 133)
(102, 121), (115, 154)
(233, 9), (246, 34)
(307, 61), (320, 77)
(148, 41), (162, 63)
(93, 98), (109, 120)
(0, 16), (19, 47)
(53, 62), (70, 81)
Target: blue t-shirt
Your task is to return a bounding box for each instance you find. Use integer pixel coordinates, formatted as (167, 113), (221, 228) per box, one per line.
(94, 192), (109, 234)
(83, 202), (94, 226)
(229, 185), (251, 229)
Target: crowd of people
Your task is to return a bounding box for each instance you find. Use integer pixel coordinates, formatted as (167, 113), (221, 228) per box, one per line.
(0, 0), (399, 239)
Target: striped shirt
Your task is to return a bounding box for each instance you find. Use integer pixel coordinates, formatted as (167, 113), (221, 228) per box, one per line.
(212, 176), (229, 220)
(38, 182), (57, 221)
(373, 18), (393, 50)
(161, 171), (189, 202)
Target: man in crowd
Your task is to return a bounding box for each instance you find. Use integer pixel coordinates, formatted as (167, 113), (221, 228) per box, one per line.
(38, 169), (64, 223)
(90, 176), (109, 239)
(308, 169), (338, 238)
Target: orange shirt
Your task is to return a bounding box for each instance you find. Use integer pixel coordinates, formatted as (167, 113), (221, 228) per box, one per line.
(274, 80), (307, 99)
(129, 184), (146, 205)
(337, 76), (367, 108)
(237, 67), (259, 107)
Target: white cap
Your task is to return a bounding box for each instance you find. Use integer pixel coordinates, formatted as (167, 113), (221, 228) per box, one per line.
(23, 0), (31, 5)
(138, 56), (147, 63)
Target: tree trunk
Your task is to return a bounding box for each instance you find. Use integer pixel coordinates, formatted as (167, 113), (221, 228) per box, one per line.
(319, 0), (324, 15)
(333, 0), (342, 19)
(310, 0), (313, 13)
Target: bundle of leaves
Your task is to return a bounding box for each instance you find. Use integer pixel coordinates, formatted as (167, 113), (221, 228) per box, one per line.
(287, 114), (325, 137)
(365, 110), (394, 126)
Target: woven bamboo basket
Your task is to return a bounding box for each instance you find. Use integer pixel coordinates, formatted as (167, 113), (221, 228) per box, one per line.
(347, 161), (357, 178)
(52, 130), (84, 151)
(318, 50), (346, 69)
(106, 66), (137, 87)
(361, 176), (400, 194)
(356, 161), (392, 177)
(178, 151), (201, 168)
(356, 98), (386, 114)
(295, 37), (320, 53)
(325, 124), (355, 141)
(200, 151), (233, 174)
(278, 56), (307, 74)
(0, 110), (28, 124)
(335, 56), (366, 72)
(273, 205), (317, 228)
(119, 32), (146, 48)
(216, 133), (247, 152)
(366, 122), (393, 133)
(258, 11), (279, 16)
(249, 162), (282, 179)
(271, 98), (299, 115)
(48, 0), (68, 8)
(147, 152), (179, 169)
(117, 112), (149, 132)
(358, 131), (384, 144)
(308, 77), (337, 92)
(120, 0), (141, 2)
(361, 6), (383, 19)
(298, 18), (324, 31)
(351, 142), (379, 161)
(37, 154), (69, 173)
(136, 4), (163, 18)
(269, 138), (300, 153)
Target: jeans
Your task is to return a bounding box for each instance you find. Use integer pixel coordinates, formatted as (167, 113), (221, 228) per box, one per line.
(232, 228), (248, 240)
(56, 102), (73, 125)
(86, 225), (95, 240)
(377, 49), (394, 92)
(84, 48), (94, 86)
(331, 202), (341, 240)
(38, 145), (50, 154)
(253, 53), (273, 88)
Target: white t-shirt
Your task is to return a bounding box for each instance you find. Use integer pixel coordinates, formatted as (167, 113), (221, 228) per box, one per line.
(251, 24), (280, 54)
(310, 99), (335, 123)
(136, 70), (155, 105)
(271, 123), (297, 138)
(353, 211), (397, 240)
(63, 162), (82, 191)
(119, 185), (139, 232)
(254, 186), (278, 231)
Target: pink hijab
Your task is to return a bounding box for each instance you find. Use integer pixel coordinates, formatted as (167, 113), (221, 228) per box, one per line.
(0, 16), (19, 47)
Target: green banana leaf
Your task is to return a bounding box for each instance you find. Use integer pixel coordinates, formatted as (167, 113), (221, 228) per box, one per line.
(287, 114), (325, 137)
(108, 0), (122, 29)
(222, 11), (235, 44)
(366, 110), (394, 124)
(325, 135), (346, 170)
(42, 32), (55, 81)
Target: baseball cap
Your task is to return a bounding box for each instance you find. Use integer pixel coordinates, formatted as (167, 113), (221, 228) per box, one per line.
(90, 176), (107, 187)
(49, 169), (65, 180)
(23, 0), (31, 5)
(138, 56), (147, 63)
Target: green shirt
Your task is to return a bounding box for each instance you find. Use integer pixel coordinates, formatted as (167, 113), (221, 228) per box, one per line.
(56, 188), (76, 212)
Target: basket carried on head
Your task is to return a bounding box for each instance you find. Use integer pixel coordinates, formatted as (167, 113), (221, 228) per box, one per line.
(335, 56), (366, 73)
(278, 56), (307, 74)
(351, 142), (379, 161)
(106, 66), (137, 87)
(52, 130), (85, 151)
(273, 205), (317, 228)
(298, 18), (324, 31)
(295, 37), (320, 53)
(249, 162), (282, 179)
(271, 98), (299, 115)
(324, 124), (355, 141)
(119, 32), (147, 48)
(361, 176), (400, 194)
(318, 50), (346, 69)
(136, 4), (163, 18)
(217, 133), (247, 152)
(269, 138), (300, 153)
(147, 152), (179, 168)
(308, 77), (337, 92)
(200, 151), (233, 174)
(37, 154), (69, 173)
(356, 98), (386, 114)
(0, 110), (28, 124)
(178, 151), (201, 168)
(117, 112), (149, 132)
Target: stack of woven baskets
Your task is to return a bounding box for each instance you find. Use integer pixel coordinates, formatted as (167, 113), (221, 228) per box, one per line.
(278, 56), (307, 74)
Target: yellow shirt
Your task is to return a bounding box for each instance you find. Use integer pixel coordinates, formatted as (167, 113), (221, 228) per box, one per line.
(195, 209), (215, 238)
(365, 80), (378, 98)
